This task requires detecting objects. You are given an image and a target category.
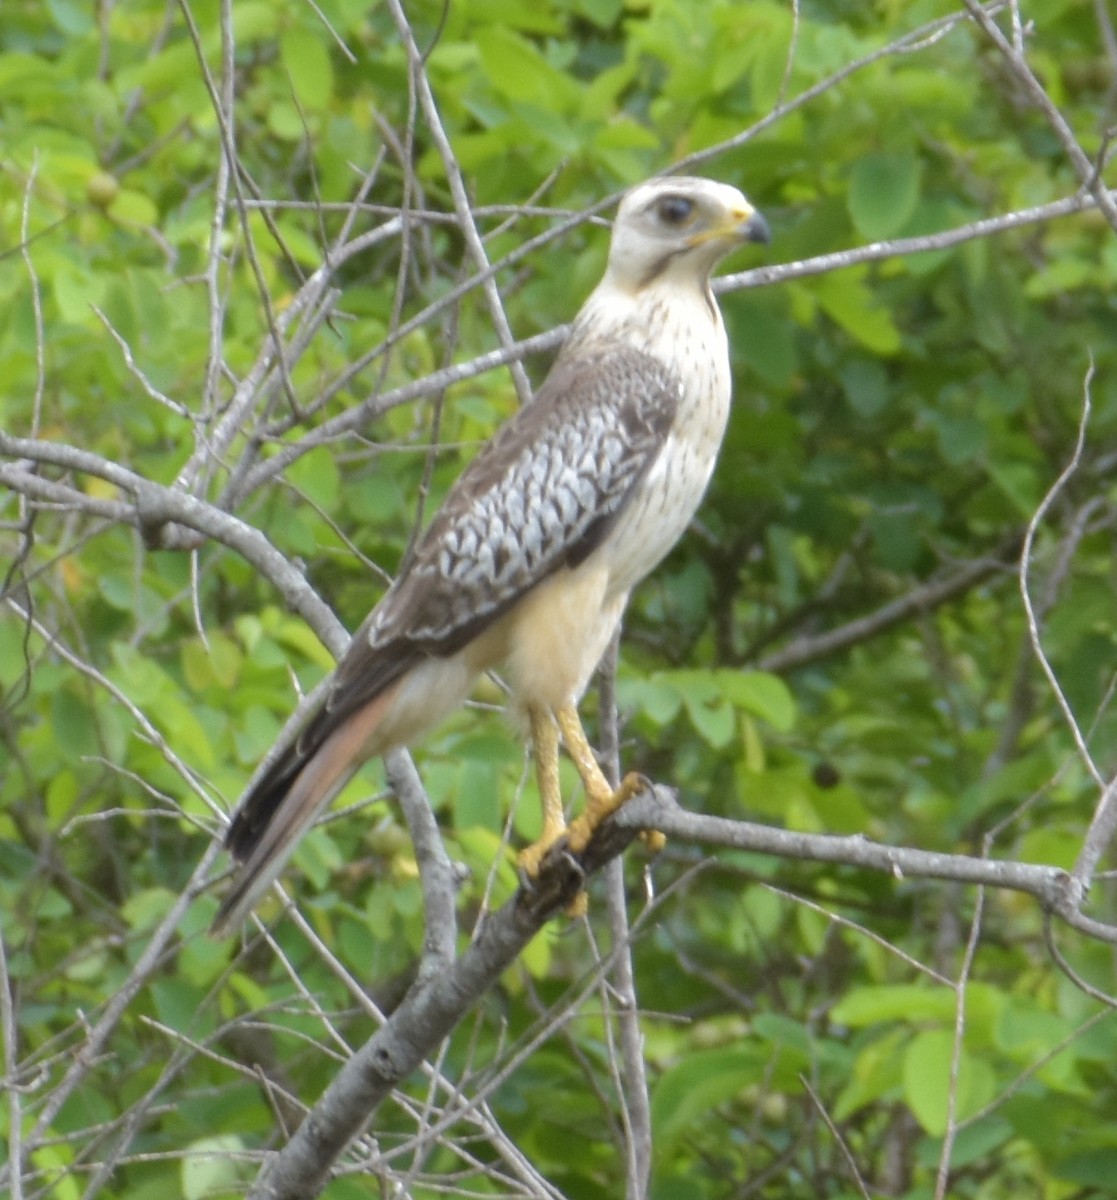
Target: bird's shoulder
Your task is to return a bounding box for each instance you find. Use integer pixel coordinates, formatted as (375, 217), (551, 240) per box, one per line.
(354, 342), (682, 654)
(482, 338), (681, 469)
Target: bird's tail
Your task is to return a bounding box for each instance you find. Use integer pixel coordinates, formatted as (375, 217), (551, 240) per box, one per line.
(209, 686), (397, 937)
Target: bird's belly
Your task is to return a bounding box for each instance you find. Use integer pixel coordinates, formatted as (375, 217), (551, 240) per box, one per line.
(369, 655), (481, 752)
(491, 560), (626, 716)
(482, 400), (728, 716)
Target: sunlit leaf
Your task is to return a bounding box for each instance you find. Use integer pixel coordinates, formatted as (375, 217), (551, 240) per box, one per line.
(280, 27), (334, 110)
(182, 1135), (250, 1200)
(903, 1029), (996, 1135)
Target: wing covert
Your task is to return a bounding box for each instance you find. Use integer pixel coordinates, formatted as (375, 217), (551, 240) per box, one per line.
(324, 342), (681, 717)
(372, 344), (678, 645)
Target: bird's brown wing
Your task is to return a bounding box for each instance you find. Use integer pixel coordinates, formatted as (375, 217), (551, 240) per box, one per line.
(224, 343), (680, 861)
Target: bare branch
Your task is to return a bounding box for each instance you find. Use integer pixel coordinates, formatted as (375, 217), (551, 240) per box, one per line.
(225, 326), (566, 505)
(245, 820), (640, 1200)
(1073, 776), (1117, 895)
(385, 0), (533, 408)
(720, 188), (1117, 295)
(597, 639), (654, 1200)
(756, 551), (1013, 673)
(611, 788), (1086, 924)
(676, 1), (1012, 175)
(6, 845), (221, 1189)
(934, 884), (988, 1199)
(384, 748), (462, 975)
(232, 758), (1116, 1200)
(0, 932), (23, 1200)
(963, 0), (1117, 232)
(0, 432), (345, 652)
(1019, 361), (1102, 787)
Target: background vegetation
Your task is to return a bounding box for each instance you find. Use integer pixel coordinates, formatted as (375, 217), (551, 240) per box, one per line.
(2, 0), (1117, 1197)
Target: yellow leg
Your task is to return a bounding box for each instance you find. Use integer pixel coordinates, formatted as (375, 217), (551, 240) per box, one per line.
(517, 707), (567, 877)
(557, 704), (646, 853)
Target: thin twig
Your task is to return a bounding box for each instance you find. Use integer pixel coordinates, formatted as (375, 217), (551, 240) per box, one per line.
(384, 748), (461, 975)
(385, 0), (533, 407)
(597, 637), (654, 1200)
(0, 932), (22, 1200)
(934, 884), (988, 1199)
(1018, 361), (1102, 788)
(0, 433), (346, 653)
(612, 788), (1088, 927)
(963, 0), (1117, 232)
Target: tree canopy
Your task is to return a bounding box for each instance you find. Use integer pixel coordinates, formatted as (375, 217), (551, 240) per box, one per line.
(2, 2), (1117, 1198)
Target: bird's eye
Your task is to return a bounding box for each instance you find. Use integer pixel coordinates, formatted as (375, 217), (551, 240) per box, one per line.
(655, 195), (695, 226)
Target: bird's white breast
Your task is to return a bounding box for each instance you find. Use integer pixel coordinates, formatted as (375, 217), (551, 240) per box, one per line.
(495, 274), (734, 715)
(587, 278), (733, 598)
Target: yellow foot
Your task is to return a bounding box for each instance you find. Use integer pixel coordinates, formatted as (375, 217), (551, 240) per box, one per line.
(566, 771), (649, 854)
(641, 829), (667, 854)
(517, 830), (588, 918)
(517, 830), (565, 880)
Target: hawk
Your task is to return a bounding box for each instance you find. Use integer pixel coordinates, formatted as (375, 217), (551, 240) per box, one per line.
(211, 176), (768, 935)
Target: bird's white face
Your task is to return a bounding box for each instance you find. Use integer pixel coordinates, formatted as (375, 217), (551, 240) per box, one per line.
(606, 176), (768, 293)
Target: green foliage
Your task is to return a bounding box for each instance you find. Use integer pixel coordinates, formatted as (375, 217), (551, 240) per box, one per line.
(3, 0), (1117, 1198)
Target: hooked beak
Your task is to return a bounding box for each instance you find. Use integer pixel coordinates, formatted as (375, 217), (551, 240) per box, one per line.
(736, 207), (771, 245)
(690, 204), (770, 249)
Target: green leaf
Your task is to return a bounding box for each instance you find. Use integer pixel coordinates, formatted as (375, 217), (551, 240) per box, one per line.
(280, 28), (333, 110)
(986, 460), (1043, 518)
(729, 298), (798, 389)
(51, 259), (105, 325)
(286, 444), (340, 510)
(1016, 827), (1080, 871)
(652, 1047), (764, 1149)
(29, 1146), (81, 1200)
(814, 269), (902, 355)
(868, 509), (921, 572)
(683, 690), (736, 748)
(272, 618), (335, 671)
(232, 1), (282, 41)
(616, 677), (684, 726)
(45, 771), (79, 826)
(0, 52), (55, 94)
(182, 1135), (249, 1200)
(182, 632), (243, 692)
(108, 188), (159, 226)
(832, 984), (955, 1026)
(474, 27), (578, 108)
(347, 472), (406, 524)
(267, 99), (308, 142)
(51, 689), (99, 762)
(835, 1027), (902, 1118)
(575, 0), (624, 25)
(454, 758), (504, 832)
(121, 887), (176, 931)
(996, 999), (1075, 1061)
(46, 0), (94, 35)
(1055, 1149), (1117, 1188)
(715, 670), (796, 731)
(838, 356), (889, 417)
(35, 888), (73, 922)
(0, 617), (30, 690)
(902, 1029), (996, 1135)
(848, 151), (923, 240)
(927, 409), (987, 465)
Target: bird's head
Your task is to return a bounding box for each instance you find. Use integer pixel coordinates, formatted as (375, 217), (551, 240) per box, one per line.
(605, 176), (769, 294)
